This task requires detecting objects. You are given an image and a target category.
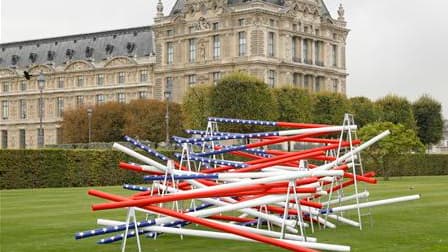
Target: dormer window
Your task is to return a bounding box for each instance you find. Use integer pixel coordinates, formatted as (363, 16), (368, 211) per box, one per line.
(47, 51), (56, 61)
(105, 44), (114, 55)
(65, 49), (75, 60)
(11, 55), (19, 65)
(85, 47), (94, 58)
(126, 42), (136, 54)
(29, 53), (38, 63)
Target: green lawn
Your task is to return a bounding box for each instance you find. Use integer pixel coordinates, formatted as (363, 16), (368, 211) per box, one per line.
(1, 176), (447, 252)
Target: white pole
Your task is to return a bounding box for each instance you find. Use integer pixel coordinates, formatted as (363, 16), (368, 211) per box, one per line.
(314, 130), (390, 171)
(98, 219), (351, 251)
(98, 218), (316, 242)
(324, 191), (370, 206)
(332, 194), (420, 213)
(278, 125), (357, 136)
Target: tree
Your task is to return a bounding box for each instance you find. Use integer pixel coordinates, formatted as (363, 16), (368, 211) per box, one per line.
(123, 99), (185, 143)
(210, 72), (278, 132)
(182, 84), (213, 129)
(358, 122), (424, 180)
(349, 96), (382, 127)
(273, 87), (314, 123)
(62, 102), (126, 143)
(376, 95), (416, 130)
(412, 94), (444, 147)
(91, 102), (126, 142)
(62, 107), (89, 143)
(311, 92), (350, 125)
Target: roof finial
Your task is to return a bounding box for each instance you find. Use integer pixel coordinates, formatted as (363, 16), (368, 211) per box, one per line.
(337, 3), (345, 21)
(157, 0), (164, 17)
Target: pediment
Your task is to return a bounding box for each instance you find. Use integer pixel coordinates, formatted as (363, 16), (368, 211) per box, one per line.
(104, 57), (137, 68)
(64, 60), (95, 72)
(28, 64), (55, 75)
(0, 68), (19, 78)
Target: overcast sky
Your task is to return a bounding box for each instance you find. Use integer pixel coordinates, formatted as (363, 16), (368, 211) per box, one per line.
(1, 0), (447, 118)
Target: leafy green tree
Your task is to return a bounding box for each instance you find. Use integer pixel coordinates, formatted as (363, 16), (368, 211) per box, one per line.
(376, 95), (416, 130)
(124, 99), (184, 143)
(311, 92), (350, 125)
(273, 87), (314, 123)
(412, 94), (444, 147)
(358, 122), (424, 180)
(182, 84), (213, 129)
(210, 72), (278, 132)
(349, 96), (382, 127)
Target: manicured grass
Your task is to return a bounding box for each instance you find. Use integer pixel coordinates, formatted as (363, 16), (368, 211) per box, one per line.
(1, 176), (447, 252)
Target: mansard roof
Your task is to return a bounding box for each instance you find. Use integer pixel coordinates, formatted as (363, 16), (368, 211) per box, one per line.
(0, 26), (154, 69)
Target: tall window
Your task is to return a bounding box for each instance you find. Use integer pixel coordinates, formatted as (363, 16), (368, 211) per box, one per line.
(37, 128), (44, 147)
(212, 72), (221, 85)
(238, 32), (246, 56)
(97, 74), (104, 86)
(77, 76), (84, 87)
(268, 32), (275, 57)
(238, 18), (245, 26)
(1, 101), (8, 120)
(293, 73), (302, 87)
(167, 42), (174, 64)
(189, 39), (196, 63)
(20, 80), (27, 91)
(187, 74), (197, 86)
(315, 41), (323, 66)
(331, 44), (338, 67)
(1, 130), (7, 149)
(19, 99), (27, 119)
(292, 37), (300, 62)
(19, 129), (26, 149)
(96, 94), (105, 105)
(118, 72), (126, 84)
(213, 22), (219, 30)
(140, 70), (148, 82)
(117, 93), (126, 103)
(304, 75), (312, 90)
(57, 77), (64, 88)
(76, 96), (84, 107)
(166, 77), (174, 90)
(315, 77), (322, 92)
(2, 82), (10, 93)
(37, 98), (45, 119)
(303, 39), (311, 64)
(56, 97), (64, 117)
(213, 35), (221, 59)
(138, 91), (148, 99)
(332, 79), (339, 92)
(268, 70), (276, 87)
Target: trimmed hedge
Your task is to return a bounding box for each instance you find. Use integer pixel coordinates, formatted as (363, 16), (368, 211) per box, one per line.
(363, 154), (448, 177)
(1, 150), (447, 189)
(0, 149), (174, 189)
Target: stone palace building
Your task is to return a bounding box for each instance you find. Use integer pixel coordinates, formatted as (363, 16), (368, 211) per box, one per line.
(0, 0), (349, 149)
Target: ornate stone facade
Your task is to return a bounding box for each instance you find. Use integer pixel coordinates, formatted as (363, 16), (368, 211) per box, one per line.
(0, 0), (348, 149)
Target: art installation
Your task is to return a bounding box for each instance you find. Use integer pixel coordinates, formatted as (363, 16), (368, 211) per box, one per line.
(76, 115), (420, 252)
